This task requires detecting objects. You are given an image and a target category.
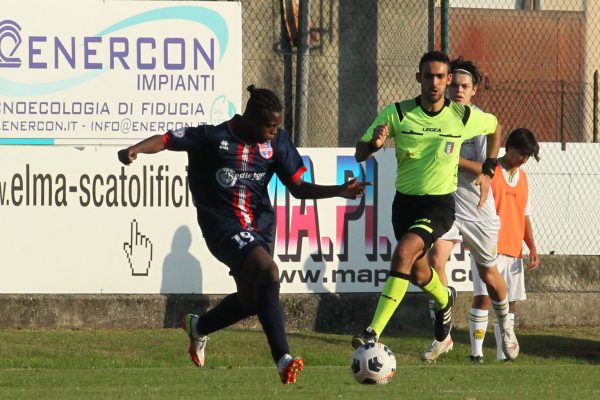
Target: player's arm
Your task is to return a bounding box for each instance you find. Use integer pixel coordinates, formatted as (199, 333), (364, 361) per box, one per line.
(276, 128), (368, 199)
(524, 215), (539, 270)
(484, 122), (501, 160)
(458, 157), (482, 175)
(475, 123), (502, 207)
(287, 178), (367, 200)
(459, 135), (486, 175)
(118, 134), (166, 165)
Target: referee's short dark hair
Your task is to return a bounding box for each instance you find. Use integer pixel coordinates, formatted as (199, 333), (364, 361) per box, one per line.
(245, 85), (283, 114)
(506, 128), (540, 161)
(419, 51), (450, 73)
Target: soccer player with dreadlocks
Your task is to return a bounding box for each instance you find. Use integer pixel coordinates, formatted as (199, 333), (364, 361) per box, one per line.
(118, 85), (367, 384)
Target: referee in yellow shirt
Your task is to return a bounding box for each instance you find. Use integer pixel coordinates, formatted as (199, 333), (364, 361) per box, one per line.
(352, 51), (501, 354)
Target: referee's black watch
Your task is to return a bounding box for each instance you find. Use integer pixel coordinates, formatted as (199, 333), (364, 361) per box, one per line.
(482, 157), (498, 178)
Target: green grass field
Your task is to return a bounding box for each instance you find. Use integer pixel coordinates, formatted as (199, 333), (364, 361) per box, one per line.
(0, 327), (598, 400)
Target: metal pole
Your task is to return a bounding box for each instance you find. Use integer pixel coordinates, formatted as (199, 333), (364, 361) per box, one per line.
(280, 2), (294, 134)
(427, 0), (435, 52)
(441, 0), (450, 54)
(594, 70), (598, 143)
(294, 0), (310, 147)
(560, 80), (566, 150)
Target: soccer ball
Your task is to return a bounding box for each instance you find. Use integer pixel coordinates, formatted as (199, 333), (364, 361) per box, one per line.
(350, 342), (397, 385)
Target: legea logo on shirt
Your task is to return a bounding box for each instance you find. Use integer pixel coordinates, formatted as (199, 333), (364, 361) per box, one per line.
(215, 168), (266, 188)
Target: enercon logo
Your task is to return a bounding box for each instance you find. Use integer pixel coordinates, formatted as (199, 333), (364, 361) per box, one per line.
(0, 6), (228, 97)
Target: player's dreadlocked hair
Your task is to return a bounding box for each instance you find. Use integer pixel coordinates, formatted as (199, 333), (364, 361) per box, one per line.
(245, 85), (283, 115)
(450, 57), (483, 86)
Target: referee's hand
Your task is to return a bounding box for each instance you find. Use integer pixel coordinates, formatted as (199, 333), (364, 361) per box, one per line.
(371, 123), (389, 148)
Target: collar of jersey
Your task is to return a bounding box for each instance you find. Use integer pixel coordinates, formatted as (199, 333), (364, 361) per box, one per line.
(416, 96), (450, 117)
(499, 157), (519, 176)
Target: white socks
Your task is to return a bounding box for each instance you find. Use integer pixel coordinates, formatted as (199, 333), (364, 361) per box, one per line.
(469, 308), (489, 357)
(494, 312), (515, 360)
(491, 297), (509, 325)
(468, 297), (509, 359)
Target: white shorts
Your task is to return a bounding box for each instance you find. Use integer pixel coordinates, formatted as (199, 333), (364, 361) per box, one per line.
(440, 222), (462, 242)
(456, 217), (499, 267)
(472, 254), (527, 301)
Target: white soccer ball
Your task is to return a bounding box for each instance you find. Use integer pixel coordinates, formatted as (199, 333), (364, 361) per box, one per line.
(350, 342), (397, 385)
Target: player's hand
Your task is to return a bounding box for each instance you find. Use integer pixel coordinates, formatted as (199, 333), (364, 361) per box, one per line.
(371, 123), (389, 149)
(527, 250), (540, 270)
(475, 173), (491, 208)
(118, 148), (136, 165)
(340, 178), (371, 199)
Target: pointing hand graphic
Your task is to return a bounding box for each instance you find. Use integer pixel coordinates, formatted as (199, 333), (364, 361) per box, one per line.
(124, 219), (153, 276)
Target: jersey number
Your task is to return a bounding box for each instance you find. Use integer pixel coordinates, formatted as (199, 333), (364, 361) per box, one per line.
(231, 231), (255, 249)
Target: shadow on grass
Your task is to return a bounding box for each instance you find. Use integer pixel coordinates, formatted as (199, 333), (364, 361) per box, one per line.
(291, 327), (600, 365)
(309, 293), (599, 364)
(449, 328), (600, 364)
(313, 293), (432, 335)
(515, 333), (600, 363)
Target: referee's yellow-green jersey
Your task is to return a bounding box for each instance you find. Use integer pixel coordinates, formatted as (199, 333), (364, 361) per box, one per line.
(361, 97), (497, 196)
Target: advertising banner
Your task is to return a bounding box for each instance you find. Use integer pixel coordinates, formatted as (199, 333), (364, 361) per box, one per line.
(0, 145), (475, 294)
(0, 0), (242, 145)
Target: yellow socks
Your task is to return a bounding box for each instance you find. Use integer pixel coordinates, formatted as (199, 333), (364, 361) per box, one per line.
(421, 267), (449, 309)
(369, 274), (409, 336)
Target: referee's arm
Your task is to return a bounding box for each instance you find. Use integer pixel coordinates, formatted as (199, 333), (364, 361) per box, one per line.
(355, 141), (373, 162)
(355, 123), (389, 162)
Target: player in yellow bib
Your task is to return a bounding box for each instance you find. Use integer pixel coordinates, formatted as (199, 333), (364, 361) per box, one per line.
(352, 51), (501, 353)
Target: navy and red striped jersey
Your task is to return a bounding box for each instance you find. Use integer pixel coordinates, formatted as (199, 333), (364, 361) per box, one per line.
(164, 115), (306, 243)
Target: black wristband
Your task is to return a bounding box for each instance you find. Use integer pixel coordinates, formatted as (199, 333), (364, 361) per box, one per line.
(367, 140), (379, 153)
(482, 157), (498, 178)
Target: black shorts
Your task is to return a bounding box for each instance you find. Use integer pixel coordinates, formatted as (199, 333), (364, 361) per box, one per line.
(391, 192), (455, 251)
(204, 229), (272, 275)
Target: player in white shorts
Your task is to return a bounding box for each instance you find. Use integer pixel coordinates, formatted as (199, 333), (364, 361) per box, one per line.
(421, 57), (519, 363)
(472, 255), (527, 303)
(473, 127), (540, 361)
